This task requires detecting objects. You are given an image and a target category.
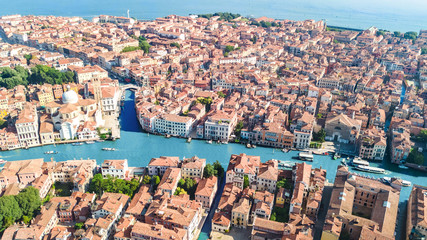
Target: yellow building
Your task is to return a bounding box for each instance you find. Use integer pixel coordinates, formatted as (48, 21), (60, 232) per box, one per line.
(37, 90), (54, 106)
(231, 198), (250, 228)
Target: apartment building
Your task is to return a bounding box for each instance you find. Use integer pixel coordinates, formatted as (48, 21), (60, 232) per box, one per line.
(204, 110), (237, 141)
(181, 156), (206, 179)
(101, 159), (128, 179)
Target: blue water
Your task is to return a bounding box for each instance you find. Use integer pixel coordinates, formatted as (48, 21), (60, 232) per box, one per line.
(1, 0), (427, 32)
(1, 90), (425, 239)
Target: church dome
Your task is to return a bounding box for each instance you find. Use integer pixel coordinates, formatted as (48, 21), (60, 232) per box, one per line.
(62, 85), (78, 104)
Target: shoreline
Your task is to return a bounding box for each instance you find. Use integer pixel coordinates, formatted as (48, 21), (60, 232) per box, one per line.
(0, 12), (422, 33)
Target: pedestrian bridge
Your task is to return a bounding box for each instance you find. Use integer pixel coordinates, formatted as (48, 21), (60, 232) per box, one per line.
(121, 84), (140, 91)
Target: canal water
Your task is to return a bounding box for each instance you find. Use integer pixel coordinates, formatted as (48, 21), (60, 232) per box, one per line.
(1, 90), (425, 238)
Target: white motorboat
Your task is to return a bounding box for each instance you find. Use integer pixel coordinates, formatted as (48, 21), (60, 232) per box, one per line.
(102, 148), (116, 151)
(354, 165), (385, 174)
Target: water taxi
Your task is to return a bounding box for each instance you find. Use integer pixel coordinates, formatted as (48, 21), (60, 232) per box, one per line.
(44, 151), (58, 154)
(102, 148), (116, 151)
(351, 157), (370, 167)
(401, 180), (412, 187)
(354, 165), (385, 174)
(298, 151), (314, 161)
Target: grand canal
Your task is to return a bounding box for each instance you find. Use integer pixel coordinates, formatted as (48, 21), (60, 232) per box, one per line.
(1, 90), (425, 239)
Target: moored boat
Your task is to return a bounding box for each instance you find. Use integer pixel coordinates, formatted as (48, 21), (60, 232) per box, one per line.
(72, 142), (83, 146)
(401, 179), (411, 187)
(206, 140), (212, 144)
(354, 165), (385, 174)
(86, 140), (95, 144)
(187, 137), (192, 143)
(299, 151), (314, 161)
(102, 148), (116, 151)
(246, 143), (251, 148)
(0, 159), (7, 164)
(44, 151), (58, 154)
(351, 157), (370, 167)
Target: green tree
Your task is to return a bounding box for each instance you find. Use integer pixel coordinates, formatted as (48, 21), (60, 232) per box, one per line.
(213, 160), (224, 178)
(121, 46), (141, 53)
(75, 222), (84, 229)
(138, 36), (151, 53)
(152, 175), (160, 186)
(203, 164), (217, 178)
(174, 187), (188, 195)
(393, 31), (401, 37)
(422, 48), (427, 55)
(316, 113), (322, 119)
(243, 175), (249, 188)
(234, 121), (244, 137)
(170, 42), (181, 49)
(406, 149), (425, 165)
(225, 45), (235, 53)
(313, 129), (326, 143)
(270, 212), (276, 221)
(217, 91), (226, 98)
(0, 195), (22, 231)
(276, 179), (292, 190)
(142, 175), (151, 184)
(22, 215), (31, 224)
(14, 187), (41, 217)
(404, 31), (418, 40)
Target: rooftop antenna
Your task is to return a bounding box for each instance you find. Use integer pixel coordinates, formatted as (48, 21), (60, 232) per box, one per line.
(127, 9), (130, 19)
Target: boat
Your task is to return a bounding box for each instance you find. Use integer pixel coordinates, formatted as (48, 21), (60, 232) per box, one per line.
(354, 165), (385, 174)
(102, 148), (116, 151)
(246, 143), (251, 148)
(298, 151), (314, 161)
(340, 159), (347, 166)
(333, 152), (341, 160)
(44, 151), (58, 154)
(398, 164), (409, 170)
(0, 159), (7, 164)
(351, 157), (370, 167)
(252, 144), (256, 149)
(97, 140), (105, 142)
(206, 140), (212, 144)
(165, 134), (171, 138)
(187, 137), (192, 143)
(222, 141), (228, 144)
(278, 161), (293, 169)
(401, 180), (411, 187)
(381, 177), (391, 184)
(86, 140), (95, 144)
(72, 142), (83, 146)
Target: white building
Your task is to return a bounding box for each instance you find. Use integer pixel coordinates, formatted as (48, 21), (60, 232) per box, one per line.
(154, 114), (194, 137)
(101, 159), (128, 179)
(204, 111), (237, 141)
(15, 104), (40, 147)
(101, 86), (120, 116)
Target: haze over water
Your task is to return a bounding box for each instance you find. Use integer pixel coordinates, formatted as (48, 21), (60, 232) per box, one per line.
(1, 0), (427, 32)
